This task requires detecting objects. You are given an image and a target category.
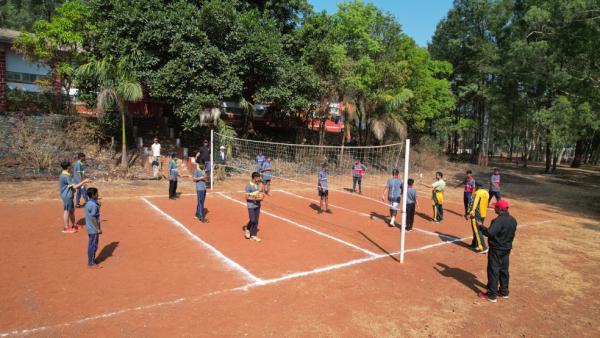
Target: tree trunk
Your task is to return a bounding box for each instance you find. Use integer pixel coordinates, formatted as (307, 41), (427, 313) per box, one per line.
(545, 140), (552, 173)
(508, 103), (516, 161)
(571, 139), (585, 168)
(556, 147), (566, 167)
(121, 108), (127, 171)
(551, 150), (559, 172)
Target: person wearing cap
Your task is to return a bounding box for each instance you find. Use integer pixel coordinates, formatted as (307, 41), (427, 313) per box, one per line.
(477, 199), (517, 303)
(468, 181), (490, 254)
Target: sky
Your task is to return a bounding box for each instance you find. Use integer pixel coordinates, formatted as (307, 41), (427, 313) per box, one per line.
(308, 0), (454, 47)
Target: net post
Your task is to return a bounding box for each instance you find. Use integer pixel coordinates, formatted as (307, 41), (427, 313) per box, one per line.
(210, 129), (214, 190)
(400, 139), (410, 264)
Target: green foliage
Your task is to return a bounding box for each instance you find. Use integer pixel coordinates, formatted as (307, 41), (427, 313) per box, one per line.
(0, 0), (67, 31)
(12, 1), (93, 112)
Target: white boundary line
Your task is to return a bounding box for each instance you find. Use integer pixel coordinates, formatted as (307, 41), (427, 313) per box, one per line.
(0, 233), (470, 337)
(140, 197), (262, 284)
(216, 192), (378, 257)
(277, 189), (454, 239)
(275, 189), (370, 217)
(0, 220), (552, 336)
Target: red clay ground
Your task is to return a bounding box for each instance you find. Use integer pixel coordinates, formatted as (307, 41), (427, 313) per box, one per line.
(0, 160), (599, 337)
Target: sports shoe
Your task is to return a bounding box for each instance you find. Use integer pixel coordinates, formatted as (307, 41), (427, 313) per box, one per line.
(478, 292), (497, 303)
(405, 228), (413, 232)
(498, 293), (509, 299)
(62, 229), (77, 234)
(244, 229), (251, 239)
(480, 248), (489, 254)
(88, 264), (102, 269)
(250, 236), (262, 242)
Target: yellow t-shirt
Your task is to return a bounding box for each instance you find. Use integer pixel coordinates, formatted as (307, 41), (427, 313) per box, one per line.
(471, 189), (490, 218)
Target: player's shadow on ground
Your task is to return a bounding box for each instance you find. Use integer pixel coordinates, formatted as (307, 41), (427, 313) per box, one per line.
(416, 212), (433, 222)
(435, 231), (471, 250)
(309, 203), (321, 212)
(358, 231), (399, 262)
(444, 208), (464, 217)
(96, 241), (119, 264)
(369, 212), (387, 223)
(76, 218), (85, 226)
(433, 262), (486, 293)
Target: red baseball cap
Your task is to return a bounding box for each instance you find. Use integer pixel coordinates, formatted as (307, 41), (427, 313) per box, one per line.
(493, 199), (509, 210)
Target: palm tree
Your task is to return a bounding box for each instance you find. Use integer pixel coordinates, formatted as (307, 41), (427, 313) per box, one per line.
(76, 57), (143, 171)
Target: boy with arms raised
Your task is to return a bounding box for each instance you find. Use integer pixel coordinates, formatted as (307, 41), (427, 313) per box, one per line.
(59, 161), (90, 233)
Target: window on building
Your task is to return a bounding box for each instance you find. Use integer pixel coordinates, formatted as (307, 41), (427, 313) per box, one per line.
(6, 71), (49, 84)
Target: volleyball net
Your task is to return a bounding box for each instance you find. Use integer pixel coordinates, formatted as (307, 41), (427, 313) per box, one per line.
(212, 132), (407, 201)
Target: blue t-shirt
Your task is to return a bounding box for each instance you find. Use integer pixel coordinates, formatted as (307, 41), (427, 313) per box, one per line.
(256, 155), (265, 170)
(386, 177), (403, 200)
(352, 163), (366, 177)
(261, 161), (273, 180)
(168, 160), (178, 181)
(245, 182), (261, 208)
(318, 170), (329, 190)
(73, 160), (84, 183)
(490, 174), (501, 191)
(194, 168), (207, 191)
(59, 171), (74, 200)
(84, 199), (100, 234)
(406, 187), (417, 204)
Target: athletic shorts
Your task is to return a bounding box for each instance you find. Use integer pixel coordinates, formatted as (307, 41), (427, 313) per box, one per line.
(388, 197), (400, 211)
(318, 189), (329, 197)
(62, 197), (74, 211)
(262, 179), (271, 183)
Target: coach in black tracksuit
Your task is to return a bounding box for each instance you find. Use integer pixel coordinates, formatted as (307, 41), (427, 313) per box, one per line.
(477, 199), (517, 302)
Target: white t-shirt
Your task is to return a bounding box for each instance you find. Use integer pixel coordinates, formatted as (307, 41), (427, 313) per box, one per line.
(151, 143), (161, 157)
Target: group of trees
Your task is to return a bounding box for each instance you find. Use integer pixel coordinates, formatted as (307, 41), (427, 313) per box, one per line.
(430, 0), (600, 170)
(8, 0), (454, 149)
(5, 0), (599, 170)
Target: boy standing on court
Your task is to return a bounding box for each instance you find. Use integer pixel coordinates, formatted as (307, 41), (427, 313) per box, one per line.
(352, 160), (367, 194)
(85, 187), (102, 269)
(423, 172), (445, 223)
(381, 169), (403, 227)
(168, 153), (179, 199)
(74, 153), (88, 208)
(260, 157), (273, 195)
(318, 163), (331, 214)
(405, 178), (417, 232)
(456, 169), (475, 219)
(193, 162), (209, 223)
(469, 181), (490, 254)
(151, 138), (161, 179)
(244, 172), (264, 242)
(256, 152), (265, 172)
(488, 168), (501, 207)
(59, 161), (90, 233)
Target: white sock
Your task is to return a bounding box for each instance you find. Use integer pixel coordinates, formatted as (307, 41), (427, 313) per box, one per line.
(390, 216), (395, 224)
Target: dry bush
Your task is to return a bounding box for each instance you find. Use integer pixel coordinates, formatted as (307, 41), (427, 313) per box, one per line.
(10, 116), (98, 174)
